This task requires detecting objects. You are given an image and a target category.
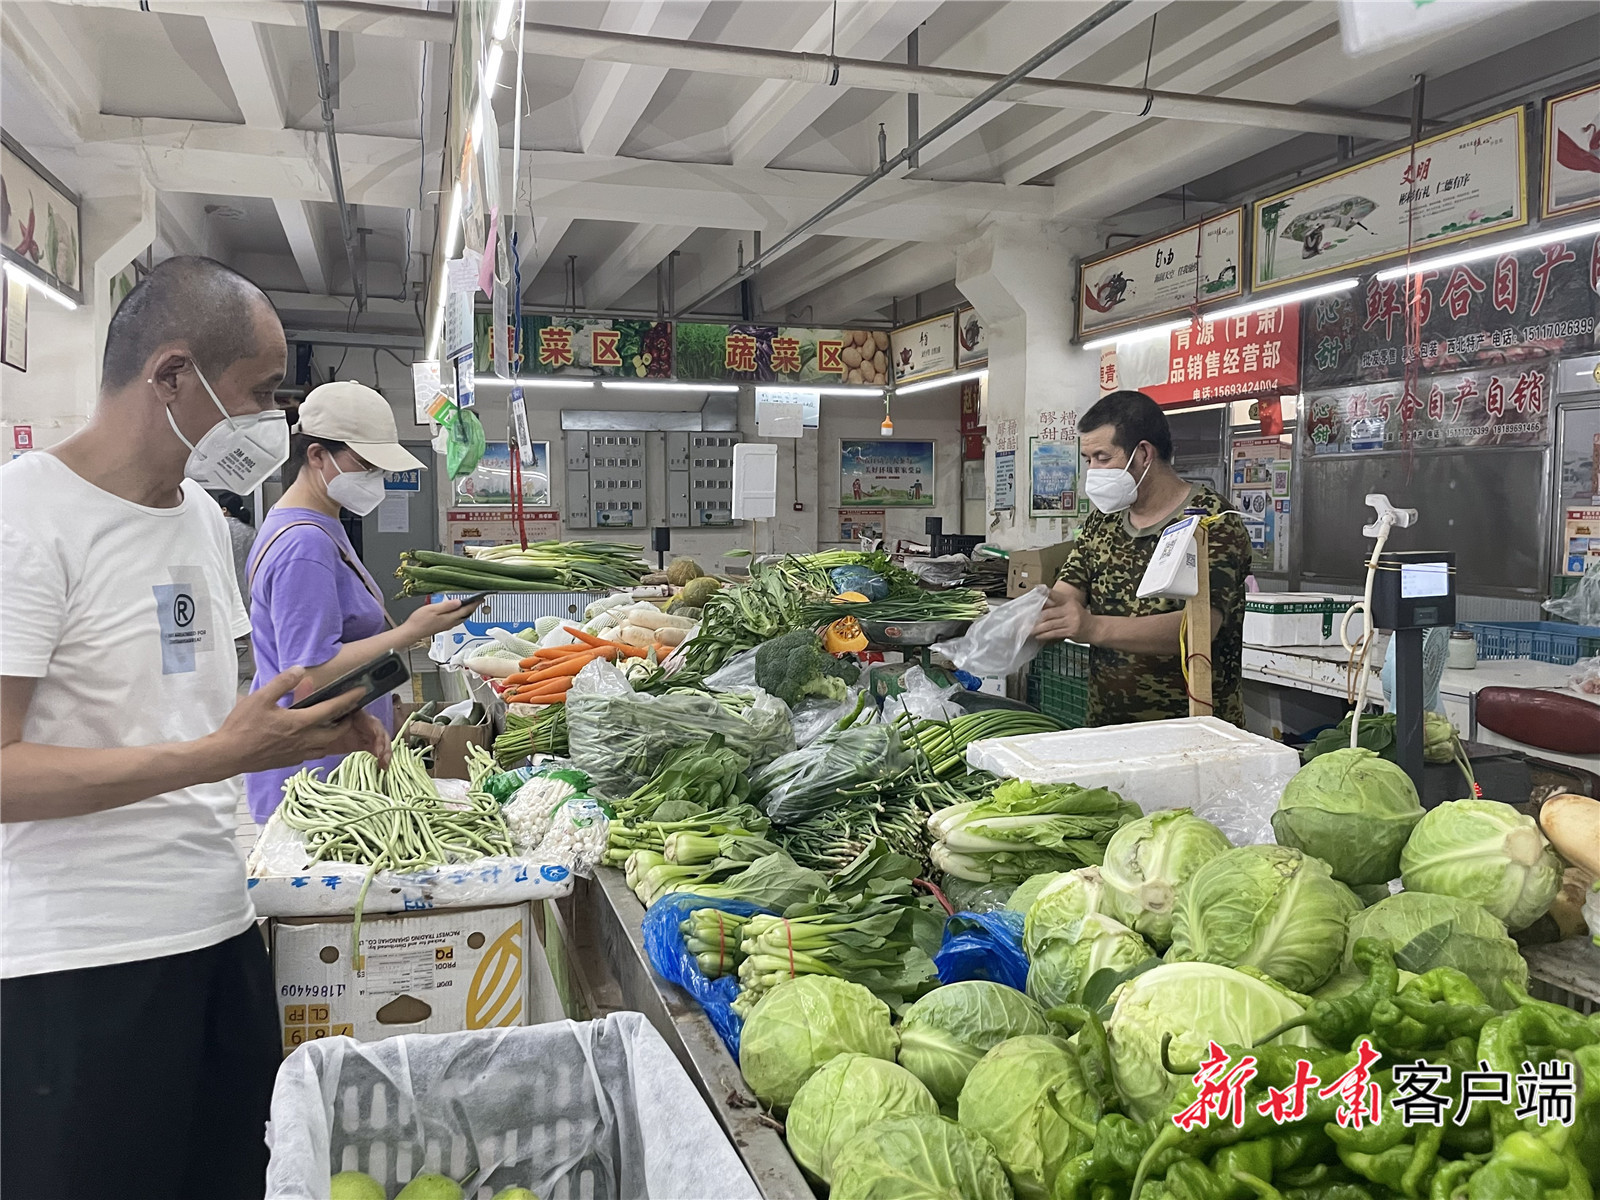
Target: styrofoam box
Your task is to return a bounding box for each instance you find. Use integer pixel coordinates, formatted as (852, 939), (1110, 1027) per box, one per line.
(271, 902), (563, 1053)
(432, 590), (608, 636)
(1243, 592), (1361, 648)
(966, 716), (1299, 845)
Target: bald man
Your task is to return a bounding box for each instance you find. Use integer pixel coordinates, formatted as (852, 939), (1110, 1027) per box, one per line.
(1, 256), (387, 1198)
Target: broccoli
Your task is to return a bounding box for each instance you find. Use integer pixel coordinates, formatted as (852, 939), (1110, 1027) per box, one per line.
(753, 629), (858, 708)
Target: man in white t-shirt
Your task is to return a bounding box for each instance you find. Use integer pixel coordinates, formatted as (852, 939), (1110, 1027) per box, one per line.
(1, 256), (387, 1199)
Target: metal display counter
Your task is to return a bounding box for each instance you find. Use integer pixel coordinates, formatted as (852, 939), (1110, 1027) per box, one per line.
(547, 868), (813, 1199)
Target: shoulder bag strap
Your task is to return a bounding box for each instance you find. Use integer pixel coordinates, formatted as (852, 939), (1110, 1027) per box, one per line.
(248, 520), (397, 630)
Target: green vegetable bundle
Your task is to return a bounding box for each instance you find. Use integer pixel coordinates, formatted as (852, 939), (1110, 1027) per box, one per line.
(752, 724), (911, 825)
(609, 735), (752, 824)
(797, 588), (990, 626)
(774, 768), (961, 873)
(493, 705), (567, 764)
(928, 778), (1141, 883)
(897, 709), (1064, 778)
(394, 541), (647, 596)
(676, 569), (810, 678)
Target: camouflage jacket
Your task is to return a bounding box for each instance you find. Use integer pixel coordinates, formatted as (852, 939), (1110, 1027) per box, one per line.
(1057, 484), (1252, 727)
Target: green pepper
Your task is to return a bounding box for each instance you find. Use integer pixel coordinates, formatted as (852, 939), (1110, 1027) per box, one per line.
(1327, 1117), (1411, 1157)
(1259, 941), (1400, 1051)
(1478, 1001), (1600, 1145)
(1053, 1114), (1155, 1197)
(1401, 1126), (1445, 1200)
(1214, 1142), (1278, 1191)
(1373, 970), (1495, 1052)
(1465, 1127), (1591, 1200)
(1286, 1188), (1381, 1200)
(1573, 1043), (1600, 1181)
(1336, 1145), (1413, 1192)
(1054, 1003), (1122, 1115)
(1429, 1159), (1479, 1200)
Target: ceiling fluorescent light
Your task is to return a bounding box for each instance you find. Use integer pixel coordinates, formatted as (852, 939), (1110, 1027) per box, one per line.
(1081, 319), (1189, 352)
(816, 386), (885, 397)
(442, 184), (463, 260)
(4, 261), (77, 310)
(475, 377), (596, 389)
(893, 368), (987, 396)
(491, 0), (517, 41)
(1375, 219), (1600, 281)
(1206, 277), (1358, 321)
(600, 381), (741, 393)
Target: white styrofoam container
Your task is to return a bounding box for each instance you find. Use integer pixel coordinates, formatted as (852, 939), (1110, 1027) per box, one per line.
(1244, 592), (1361, 648)
(431, 590), (609, 636)
(966, 716), (1299, 845)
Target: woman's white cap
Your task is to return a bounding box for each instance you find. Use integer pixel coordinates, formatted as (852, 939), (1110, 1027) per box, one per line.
(294, 381), (426, 472)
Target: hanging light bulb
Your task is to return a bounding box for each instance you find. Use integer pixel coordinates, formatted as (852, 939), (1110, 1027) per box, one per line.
(880, 394), (894, 437)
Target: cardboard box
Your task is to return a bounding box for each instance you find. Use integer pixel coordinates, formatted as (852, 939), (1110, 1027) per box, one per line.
(271, 903), (531, 1053)
(1007, 542), (1073, 597)
(394, 701), (491, 779)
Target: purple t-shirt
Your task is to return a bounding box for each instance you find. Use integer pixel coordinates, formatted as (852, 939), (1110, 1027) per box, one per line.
(245, 507), (395, 822)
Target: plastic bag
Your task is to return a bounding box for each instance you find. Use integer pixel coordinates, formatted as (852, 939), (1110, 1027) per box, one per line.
(568, 687), (794, 798)
(829, 565), (888, 600)
(704, 646), (759, 693)
(932, 584), (1050, 677)
(265, 1013), (761, 1199)
(884, 665), (964, 722)
(641, 892), (775, 1058)
(1546, 564), (1600, 624)
(444, 407), (486, 478)
(938, 875), (1018, 913)
(1571, 656), (1600, 696)
(789, 689), (864, 746)
(934, 910), (1030, 992)
(751, 724), (909, 824)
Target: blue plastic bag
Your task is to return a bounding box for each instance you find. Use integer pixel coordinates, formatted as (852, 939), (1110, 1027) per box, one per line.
(933, 910), (1029, 993)
(641, 892), (774, 1058)
(829, 565), (888, 601)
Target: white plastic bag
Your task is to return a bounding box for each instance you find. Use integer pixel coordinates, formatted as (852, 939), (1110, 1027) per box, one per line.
(885, 666), (964, 722)
(790, 688), (862, 745)
(1570, 655), (1600, 696)
(1546, 565), (1600, 625)
(266, 1014), (760, 1199)
(932, 585), (1051, 678)
(704, 646), (759, 693)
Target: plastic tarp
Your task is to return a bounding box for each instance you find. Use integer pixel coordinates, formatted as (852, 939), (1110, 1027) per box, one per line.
(266, 1013), (761, 1200)
(934, 910), (1030, 992)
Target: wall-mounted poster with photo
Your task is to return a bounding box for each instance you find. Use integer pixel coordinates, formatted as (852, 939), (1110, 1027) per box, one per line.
(840, 440), (935, 507)
(1, 133), (82, 303)
(453, 441), (551, 506)
(1030, 439), (1078, 517)
(1543, 80), (1600, 219)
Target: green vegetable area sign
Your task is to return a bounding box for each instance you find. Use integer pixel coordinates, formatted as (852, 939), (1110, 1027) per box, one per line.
(473, 314), (674, 378)
(675, 324), (888, 385)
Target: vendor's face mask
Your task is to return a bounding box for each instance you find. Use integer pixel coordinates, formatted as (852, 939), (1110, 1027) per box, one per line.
(1083, 443), (1151, 514)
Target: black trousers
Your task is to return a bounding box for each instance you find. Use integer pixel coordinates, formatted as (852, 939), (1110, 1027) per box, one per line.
(2, 926), (281, 1200)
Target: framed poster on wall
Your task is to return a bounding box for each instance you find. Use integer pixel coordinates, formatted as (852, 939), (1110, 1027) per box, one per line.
(1, 132), (83, 304)
(1542, 80), (1600, 219)
(453, 441), (551, 505)
(889, 314), (958, 385)
(840, 440), (934, 507)
(1077, 209), (1243, 340)
(1029, 439), (1078, 517)
(1, 270), (26, 371)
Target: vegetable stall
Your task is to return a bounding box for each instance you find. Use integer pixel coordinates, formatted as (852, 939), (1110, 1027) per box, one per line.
(287, 541), (1600, 1200)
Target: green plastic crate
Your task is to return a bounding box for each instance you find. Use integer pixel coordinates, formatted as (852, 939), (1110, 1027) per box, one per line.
(1029, 641), (1089, 728)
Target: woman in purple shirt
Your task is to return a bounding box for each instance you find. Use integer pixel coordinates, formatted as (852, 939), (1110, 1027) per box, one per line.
(245, 382), (472, 822)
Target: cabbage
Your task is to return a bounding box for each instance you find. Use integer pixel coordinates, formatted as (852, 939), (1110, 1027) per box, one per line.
(1006, 872), (1070, 915)
(896, 980), (1051, 1110)
(830, 1115), (1015, 1200)
(786, 1054), (939, 1184)
(1399, 799), (1564, 931)
(739, 975), (897, 1111)
(1022, 868), (1111, 959)
(1025, 913), (1153, 1011)
(1344, 891), (1528, 1007)
(1105, 962), (1315, 1121)
(1273, 748), (1423, 885)
(957, 1036), (1099, 1200)
(1099, 809), (1231, 947)
(1167, 845), (1361, 993)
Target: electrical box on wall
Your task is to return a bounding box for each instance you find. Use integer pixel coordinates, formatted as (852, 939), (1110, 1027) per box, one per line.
(666, 431), (741, 528)
(564, 431), (647, 529)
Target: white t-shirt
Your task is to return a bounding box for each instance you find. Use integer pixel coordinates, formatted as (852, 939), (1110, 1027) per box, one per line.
(0, 452), (255, 978)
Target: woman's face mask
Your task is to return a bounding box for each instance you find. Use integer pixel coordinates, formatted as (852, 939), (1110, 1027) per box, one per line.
(1083, 443), (1151, 514)
(322, 455), (387, 516)
(165, 361), (289, 493)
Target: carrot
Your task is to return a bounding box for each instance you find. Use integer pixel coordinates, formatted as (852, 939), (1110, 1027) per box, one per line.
(517, 684), (573, 703)
(562, 625), (610, 648)
(527, 656), (601, 684)
(614, 643), (648, 658)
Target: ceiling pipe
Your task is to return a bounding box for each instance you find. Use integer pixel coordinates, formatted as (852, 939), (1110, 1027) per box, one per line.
(676, 1), (1136, 317)
(302, 0), (366, 310)
(85, 0), (1417, 141)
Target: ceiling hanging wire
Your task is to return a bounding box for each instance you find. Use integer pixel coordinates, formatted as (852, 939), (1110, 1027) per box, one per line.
(302, 0), (367, 311)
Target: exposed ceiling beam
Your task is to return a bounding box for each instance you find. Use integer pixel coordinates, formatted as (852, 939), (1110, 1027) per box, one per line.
(581, 224), (696, 311)
(204, 14), (332, 294)
(790, 242), (959, 323)
(0, 3), (100, 143)
(728, 0), (942, 168)
(759, 237), (903, 313)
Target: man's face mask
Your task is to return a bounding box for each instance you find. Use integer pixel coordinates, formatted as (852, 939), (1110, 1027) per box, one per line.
(164, 361), (288, 493)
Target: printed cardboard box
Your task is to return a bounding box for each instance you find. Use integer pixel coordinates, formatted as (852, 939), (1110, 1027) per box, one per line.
(271, 903), (530, 1054)
(1007, 542), (1073, 597)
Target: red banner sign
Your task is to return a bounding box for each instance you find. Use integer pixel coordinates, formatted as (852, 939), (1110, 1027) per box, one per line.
(1118, 303), (1301, 406)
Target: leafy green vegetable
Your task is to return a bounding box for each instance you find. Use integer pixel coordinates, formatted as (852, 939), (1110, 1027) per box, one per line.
(957, 1035), (1100, 1200)
(1098, 809), (1231, 948)
(786, 1054), (939, 1185)
(928, 782), (1140, 883)
(1022, 867), (1112, 956)
(753, 725), (910, 826)
(1344, 891), (1528, 1007)
(753, 628), (859, 707)
(1004, 872), (1069, 915)
(896, 980), (1052, 1111)
(1024, 912), (1154, 1012)
(1104, 962), (1315, 1121)
(640, 850), (826, 910)
(829, 1115), (1015, 1200)
(1300, 711), (1460, 766)
(1273, 747), (1423, 886)
(1399, 798), (1564, 931)
(738, 975), (898, 1112)
(1167, 845), (1361, 993)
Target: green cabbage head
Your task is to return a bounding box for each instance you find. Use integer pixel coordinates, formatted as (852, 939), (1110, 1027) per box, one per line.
(739, 975), (897, 1112)
(896, 980), (1050, 1111)
(1167, 845), (1361, 993)
(1006, 872), (1071, 916)
(1399, 799), (1564, 931)
(830, 1114), (1015, 1200)
(1273, 748), (1423, 885)
(1106, 962), (1315, 1121)
(1344, 891), (1528, 1007)
(957, 1036), (1100, 1200)
(1099, 809), (1231, 947)
(1025, 913), (1153, 1011)
(1022, 867), (1111, 959)
(786, 1053), (938, 1185)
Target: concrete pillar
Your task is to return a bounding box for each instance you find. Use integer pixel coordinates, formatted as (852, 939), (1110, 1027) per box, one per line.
(957, 219), (1101, 550)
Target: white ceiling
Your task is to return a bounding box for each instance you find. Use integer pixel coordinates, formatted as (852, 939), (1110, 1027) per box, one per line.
(3, 0), (1596, 336)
